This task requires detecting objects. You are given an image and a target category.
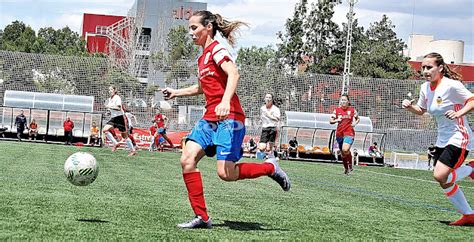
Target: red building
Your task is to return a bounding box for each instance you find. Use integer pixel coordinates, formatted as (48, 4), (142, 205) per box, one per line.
(408, 61), (474, 83)
(82, 13), (126, 54)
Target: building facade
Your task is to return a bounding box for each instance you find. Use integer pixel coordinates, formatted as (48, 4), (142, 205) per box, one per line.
(82, 0), (207, 83)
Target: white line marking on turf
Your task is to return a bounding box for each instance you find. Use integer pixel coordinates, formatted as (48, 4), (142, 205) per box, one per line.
(360, 169), (474, 190)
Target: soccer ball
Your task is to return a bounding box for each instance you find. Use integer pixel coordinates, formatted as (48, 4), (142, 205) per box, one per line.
(64, 152), (99, 186)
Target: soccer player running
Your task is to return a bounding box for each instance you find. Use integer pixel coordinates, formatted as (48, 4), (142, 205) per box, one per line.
(402, 52), (474, 226)
(161, 10), (291, 229)
(153, 109), (174, 149)
(102, 85), (137, 156)
(258, 93), (281, 158)
(329, 94), (360, 175)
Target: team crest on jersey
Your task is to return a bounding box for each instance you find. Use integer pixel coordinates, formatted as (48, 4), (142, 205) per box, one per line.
(204, 52), (211, 65)
(436, 96), (442, 105)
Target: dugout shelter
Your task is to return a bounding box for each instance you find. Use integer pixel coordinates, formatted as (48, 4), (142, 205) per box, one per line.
(1, 90), (103, 144)
(278, 111), (386, 165)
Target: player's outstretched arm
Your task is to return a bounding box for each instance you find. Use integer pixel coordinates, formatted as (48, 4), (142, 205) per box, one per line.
(161, 84), (203, 100)
(402, 99), (425, 115)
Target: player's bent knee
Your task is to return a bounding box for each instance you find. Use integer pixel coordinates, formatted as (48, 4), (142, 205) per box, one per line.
(433, 173), (448, 184)
(217, 171), (237, 182)
(180, 155), (196, 171)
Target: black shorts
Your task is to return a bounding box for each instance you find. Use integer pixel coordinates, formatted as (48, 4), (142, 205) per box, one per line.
(432, 144), (469, 169)
(107, 115), (127, 132)
(260, 127), (277, 144)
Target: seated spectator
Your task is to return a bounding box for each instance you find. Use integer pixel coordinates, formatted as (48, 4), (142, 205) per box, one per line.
(87, 122), (100, 146)
(247, 138), (257, 153)
(288, 137), (298, 158)
(28, 119), (38, 140)
(368, 142), (382, 163)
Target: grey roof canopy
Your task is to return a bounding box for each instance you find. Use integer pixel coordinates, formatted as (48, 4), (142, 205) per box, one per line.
(3, 90), (94, 113)
(285, 111), (373, 133)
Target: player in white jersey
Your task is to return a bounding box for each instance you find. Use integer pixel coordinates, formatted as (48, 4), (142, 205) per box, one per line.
(258, 93), (281, 157)
(102, 85), (137, 156)
(402, 52), (474, 226)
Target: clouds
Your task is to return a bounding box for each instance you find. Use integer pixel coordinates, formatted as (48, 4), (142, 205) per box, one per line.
(0, 0), (472, 61)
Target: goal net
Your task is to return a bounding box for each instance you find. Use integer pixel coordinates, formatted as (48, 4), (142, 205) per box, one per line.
(389, 152), (421, 169)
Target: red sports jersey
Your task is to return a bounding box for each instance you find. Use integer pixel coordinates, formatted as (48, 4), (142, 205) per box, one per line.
(333, 106), (357, 137)
(154, 114), (165, 128)
(150, 125), (157, 136)
(197, 40), (245, 123)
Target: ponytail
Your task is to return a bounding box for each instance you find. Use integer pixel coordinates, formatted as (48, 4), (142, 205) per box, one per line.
(192, 10), (248, 46)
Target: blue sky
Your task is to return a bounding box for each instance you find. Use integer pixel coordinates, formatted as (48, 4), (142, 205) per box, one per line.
(1, 0), (473, 62)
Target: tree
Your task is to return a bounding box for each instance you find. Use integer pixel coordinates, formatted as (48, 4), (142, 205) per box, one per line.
(151, 25), (199, 90)
(276, 0), (308, 71)
(352, 15), (412, 79)
(0, 21), (88, 56)
(236, 45), (276, 67)
(305, 0), (342, 66)
(1, 21), (37, 53)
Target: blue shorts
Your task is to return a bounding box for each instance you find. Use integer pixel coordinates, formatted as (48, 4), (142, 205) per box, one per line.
(158, 128), (166, 134)
(336, 136), (354, 150)
(158, 136), (165, 144)
(186, 119), (245, 162)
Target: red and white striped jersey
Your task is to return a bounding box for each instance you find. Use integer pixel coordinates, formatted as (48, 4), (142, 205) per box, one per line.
(417, 77), (474, 150)
(197, 40), (245, 123)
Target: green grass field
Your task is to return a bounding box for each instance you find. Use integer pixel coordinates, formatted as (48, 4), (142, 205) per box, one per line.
(1, 141), (473, 240)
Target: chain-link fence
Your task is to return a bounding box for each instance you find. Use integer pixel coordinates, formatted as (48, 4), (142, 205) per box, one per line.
(1, 50), (471, 154)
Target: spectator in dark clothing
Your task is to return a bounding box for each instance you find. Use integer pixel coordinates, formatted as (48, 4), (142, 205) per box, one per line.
(63, 117), (74, 145)
(288, 137), (298, 158)
(14, 110), (28, 141)
(427, 143), (436, 170)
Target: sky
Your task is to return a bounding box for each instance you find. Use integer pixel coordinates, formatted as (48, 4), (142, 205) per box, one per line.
(1, 0), (473, 62)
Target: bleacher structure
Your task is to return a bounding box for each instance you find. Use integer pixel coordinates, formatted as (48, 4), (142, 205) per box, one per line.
(1, 90), (103, 143)
(278, 111), (386, 165)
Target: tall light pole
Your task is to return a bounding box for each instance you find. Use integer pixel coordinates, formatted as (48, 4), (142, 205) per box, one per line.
(341, 0), (357, 96)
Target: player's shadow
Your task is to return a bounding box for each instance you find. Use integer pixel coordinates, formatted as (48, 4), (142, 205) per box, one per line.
(214, 220), (287, 231)
(77, 218), (110, 223)
(418, 219), (474, 227)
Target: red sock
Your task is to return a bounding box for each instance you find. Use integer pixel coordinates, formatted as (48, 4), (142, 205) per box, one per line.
(110, 129), (117, 139)
(183, 172), (209, 221)
(346, 153), (353, 169)
(237, 162), (274, 180)
(129, 135), (136, 146)
(342, 156), (348, 170)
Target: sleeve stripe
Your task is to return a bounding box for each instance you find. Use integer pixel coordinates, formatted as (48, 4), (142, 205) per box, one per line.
(464, 96), (474, 105)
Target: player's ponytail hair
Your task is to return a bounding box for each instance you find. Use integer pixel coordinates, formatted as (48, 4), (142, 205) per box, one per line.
(424, 52), (462, 81)
(192, 10), (248, 47)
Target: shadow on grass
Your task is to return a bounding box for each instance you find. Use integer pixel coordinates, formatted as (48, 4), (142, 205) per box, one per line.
(214, 220), (288, 231)
(77, 218), (110, 223)
(419, 219), (474, 227)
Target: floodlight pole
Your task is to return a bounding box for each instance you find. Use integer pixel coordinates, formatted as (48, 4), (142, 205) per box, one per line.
(341, 0), (357, 96)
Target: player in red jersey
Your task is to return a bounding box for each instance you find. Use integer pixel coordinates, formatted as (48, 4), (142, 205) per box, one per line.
(161, 10), (291, 229)
(330, 94), (360, 174)
(153, 109), (174, 148)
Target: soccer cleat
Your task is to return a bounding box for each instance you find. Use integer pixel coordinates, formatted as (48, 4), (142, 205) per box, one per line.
(449, 214), (474, 226)
(265, 158), (291, 191)
(468, 161), (474, 179)
(344, 169), (349, 175)
(111, 143), (120, 152)
(177, 216), (212, 229)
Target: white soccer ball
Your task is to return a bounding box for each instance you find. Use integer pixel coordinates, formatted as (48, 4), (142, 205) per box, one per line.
(64, 152), (99, 186)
